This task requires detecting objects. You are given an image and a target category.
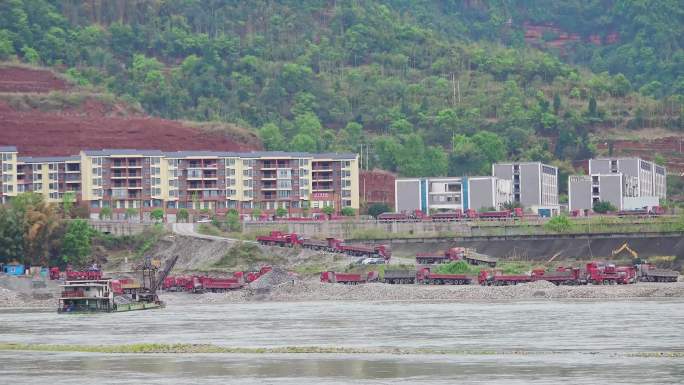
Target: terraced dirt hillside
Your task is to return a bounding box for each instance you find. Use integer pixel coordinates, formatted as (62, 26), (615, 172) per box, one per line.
(0, 66), (261, 156)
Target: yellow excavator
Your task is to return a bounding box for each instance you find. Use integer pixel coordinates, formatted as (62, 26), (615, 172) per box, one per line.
(612, 243), (638, 259)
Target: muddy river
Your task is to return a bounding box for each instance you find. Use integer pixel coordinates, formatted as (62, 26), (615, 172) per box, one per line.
(1, 299), (682, 384)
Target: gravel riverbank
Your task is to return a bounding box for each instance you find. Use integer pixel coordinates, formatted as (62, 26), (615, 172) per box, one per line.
(162, 279), (684, 305)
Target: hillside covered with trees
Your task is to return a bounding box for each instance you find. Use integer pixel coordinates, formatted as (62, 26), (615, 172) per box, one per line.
(0, 0), (682, 192)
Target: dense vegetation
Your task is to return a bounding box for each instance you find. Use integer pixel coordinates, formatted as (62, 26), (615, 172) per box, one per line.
(0, 192), (162, 267)
(1, 1), (682, 190)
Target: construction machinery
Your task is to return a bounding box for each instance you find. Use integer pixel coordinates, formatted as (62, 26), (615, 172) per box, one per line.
(611, 243), (639, 259)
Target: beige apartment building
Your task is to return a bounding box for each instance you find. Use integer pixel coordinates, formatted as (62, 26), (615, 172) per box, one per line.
(0, 147), (359, 219)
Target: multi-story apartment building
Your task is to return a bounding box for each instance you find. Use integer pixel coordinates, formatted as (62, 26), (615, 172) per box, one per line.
(16, 156), (82, 202)
(569, 157), (666, 212)
(395, 176), (512, 213)
(492, 162), (559, 210)
(588, 158), (666, 199)
(0, 146), (18, 203)
(0, 148), (357, 220)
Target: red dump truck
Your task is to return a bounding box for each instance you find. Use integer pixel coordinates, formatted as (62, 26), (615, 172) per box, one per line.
(256, 231), (302, 247)
(416, 267), (473, 285)
(530, 267), (584, 285)
(199, 275), (244, 292)
(585, 262), (620, 285)
(65, 269), (103, 280)
(478, 270), (532, 286)
(320, 271), (379, 284)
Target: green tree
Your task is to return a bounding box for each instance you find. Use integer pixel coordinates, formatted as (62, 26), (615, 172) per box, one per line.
(125, 208), (138, 221)
(259, 123), (286, 150)
(367, 203), (391, 218)
(322, 205), (335, 217)
(61, 192), (75, 218)
(275, 207), (287, 218)
(21, 46), (40, 64)
(176, 208), (189, 223)
(0, 29), (14, 59)
(0, 206), (24, 263)
(290, 133), (317, 152)
(99, 207), (112, 220)
(150, 208), (164, 222)
(225, 209), (241, 232)
(61, 219), (91, 267)
(593, 200), (617, 214)
(543, 215), (574, 233)
(251, 208), (262, 219)
(341, 207), (355, 216)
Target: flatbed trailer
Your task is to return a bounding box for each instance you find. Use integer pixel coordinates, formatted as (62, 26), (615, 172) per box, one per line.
(478, 270), (533, 286)
(531, 268), (584, 285)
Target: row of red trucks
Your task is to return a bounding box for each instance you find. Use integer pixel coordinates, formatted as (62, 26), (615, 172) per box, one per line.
(377, 208), (525, 222)
(380, 207), (667, 222)
(256, 231), (391, 260)
(321, 262), (679, 286)
(161, 266), (273, 293)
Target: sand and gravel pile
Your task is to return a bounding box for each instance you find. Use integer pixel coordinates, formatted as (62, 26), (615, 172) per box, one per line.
(163, 278), (684, 305)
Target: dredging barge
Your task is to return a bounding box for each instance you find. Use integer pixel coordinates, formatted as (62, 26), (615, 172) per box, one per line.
(58, 256), (178, 313)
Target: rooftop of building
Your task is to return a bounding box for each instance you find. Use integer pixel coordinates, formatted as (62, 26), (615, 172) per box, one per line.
(18, 155), (81, 163)
(76, 149), (358, 160)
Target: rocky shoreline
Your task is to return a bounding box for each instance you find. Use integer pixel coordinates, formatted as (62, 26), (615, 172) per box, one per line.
(3, 273), (682, 309)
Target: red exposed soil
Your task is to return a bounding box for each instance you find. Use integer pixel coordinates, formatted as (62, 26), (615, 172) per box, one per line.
(597, 137), (684, 173)
(360, 169), (396, 208)
(0, 66), (261, 155)
(0, 101), (260, 156)
(0, 66), (70, 93)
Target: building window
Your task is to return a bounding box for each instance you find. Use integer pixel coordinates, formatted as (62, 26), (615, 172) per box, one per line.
(277, 190), (291, 198)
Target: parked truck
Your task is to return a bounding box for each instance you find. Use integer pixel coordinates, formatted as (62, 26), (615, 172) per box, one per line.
(320, 271), (379, 284)
(383, 269), (416, 284)
(585, 262), (620, 285)
(530, 267), (584, 285)
(256, 231), (302, 247)
(635, 263), (679, 282)
(478, 270), (532, 286)
(258, 231), (391, 261)
(416, 247), (497, 267)
(416, 267), (472, 285)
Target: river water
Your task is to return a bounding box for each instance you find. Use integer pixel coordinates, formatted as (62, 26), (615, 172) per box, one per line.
(1, 299), (683, 384)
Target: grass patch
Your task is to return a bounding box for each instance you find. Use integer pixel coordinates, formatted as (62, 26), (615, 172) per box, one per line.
(345, 263), (416, 279)
(213, 241), (285, 268)
(0, 343), (527, 356)
(198, 223), (287, 241)
(435, 261), (482, 275)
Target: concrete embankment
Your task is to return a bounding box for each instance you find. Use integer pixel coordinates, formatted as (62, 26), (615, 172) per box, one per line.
(370, 233), (684, 260)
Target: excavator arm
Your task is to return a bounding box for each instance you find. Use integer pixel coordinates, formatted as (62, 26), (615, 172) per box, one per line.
(611, 243), (638, 259)
(152, 255), (179, 293)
